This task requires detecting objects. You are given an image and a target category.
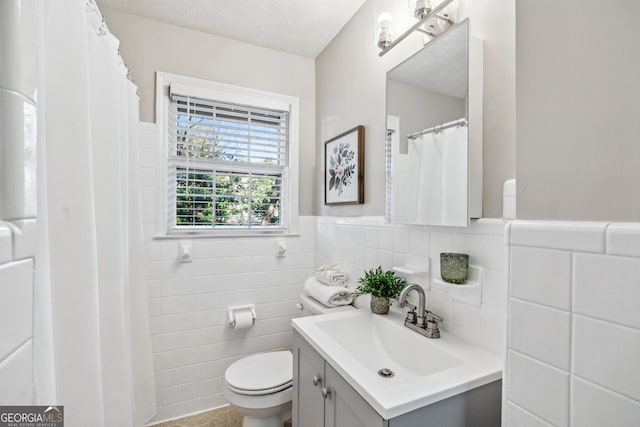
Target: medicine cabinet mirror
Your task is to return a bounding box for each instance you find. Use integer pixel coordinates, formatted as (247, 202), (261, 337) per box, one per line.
(385, 19), (482, 227)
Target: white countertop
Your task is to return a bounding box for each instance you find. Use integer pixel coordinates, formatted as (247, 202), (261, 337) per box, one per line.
(292, 308), (502, 419)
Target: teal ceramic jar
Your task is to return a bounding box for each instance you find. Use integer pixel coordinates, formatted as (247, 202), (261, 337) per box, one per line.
(440, 253), (469, 284)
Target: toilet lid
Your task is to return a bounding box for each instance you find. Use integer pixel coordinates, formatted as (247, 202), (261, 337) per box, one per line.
(225, 351), (293, 395)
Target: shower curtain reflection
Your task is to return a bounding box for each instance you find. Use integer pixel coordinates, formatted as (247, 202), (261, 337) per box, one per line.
(408, 124), (468, 226)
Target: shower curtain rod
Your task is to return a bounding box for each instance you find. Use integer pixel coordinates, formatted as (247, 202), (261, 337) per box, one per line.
(407, 118), (467, 140)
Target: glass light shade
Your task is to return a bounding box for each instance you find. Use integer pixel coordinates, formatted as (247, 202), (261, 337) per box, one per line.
(377, 12), (393, 50)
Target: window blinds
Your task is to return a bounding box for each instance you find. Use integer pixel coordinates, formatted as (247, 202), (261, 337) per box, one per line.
(385, 129), (394, 223)
(167, 93), (289, 230)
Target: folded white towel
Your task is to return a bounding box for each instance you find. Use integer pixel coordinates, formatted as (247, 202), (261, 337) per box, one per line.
(314, 264), (349, 286)
(304, 277), (354, 307)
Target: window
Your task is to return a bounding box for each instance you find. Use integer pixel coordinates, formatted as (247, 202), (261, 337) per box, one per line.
(156, 73), (299, 236)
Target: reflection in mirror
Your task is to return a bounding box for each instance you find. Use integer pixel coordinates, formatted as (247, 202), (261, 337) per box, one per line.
(386, 19), (480, 227)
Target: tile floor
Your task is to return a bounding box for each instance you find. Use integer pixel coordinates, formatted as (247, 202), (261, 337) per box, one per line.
(149, 406), (293, 427)
(149, 406), (243, 427)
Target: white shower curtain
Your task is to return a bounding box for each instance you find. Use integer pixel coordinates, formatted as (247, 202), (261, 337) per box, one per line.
(439, 125), (468, 225)
(34, 1), (156, 426)
(409, 134), (443, 224)
(408, 124), (468, 225)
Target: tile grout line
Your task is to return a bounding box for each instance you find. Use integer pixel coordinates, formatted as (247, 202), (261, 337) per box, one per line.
(508, 400), (554, 427)
(568, 250), (574, 427)
(503, 224), (512, 420)
(571, 373), (640, 404)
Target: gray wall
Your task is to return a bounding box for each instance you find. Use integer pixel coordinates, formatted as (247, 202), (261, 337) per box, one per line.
(315, 0), (515, 217)
(516, 0), (640, 221)
(101, 8), (317, 215)
(387, 80), (465, 154)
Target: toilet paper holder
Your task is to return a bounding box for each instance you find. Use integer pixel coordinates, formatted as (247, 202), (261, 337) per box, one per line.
(227, 304), (257, 328)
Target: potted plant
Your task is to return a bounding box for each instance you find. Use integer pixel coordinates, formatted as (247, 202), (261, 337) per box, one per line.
(354, 266), (407, 314)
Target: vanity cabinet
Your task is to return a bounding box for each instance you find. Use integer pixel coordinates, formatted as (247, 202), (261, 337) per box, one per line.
(293, 330), (384, 427)
(293, 331), (325, 427)
(292, 330), (501, 427)
(324, 362), (386, 427)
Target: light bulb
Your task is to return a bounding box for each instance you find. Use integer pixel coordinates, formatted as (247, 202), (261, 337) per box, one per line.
(378, 12), (392, 29)
(377, 12), (393, 50)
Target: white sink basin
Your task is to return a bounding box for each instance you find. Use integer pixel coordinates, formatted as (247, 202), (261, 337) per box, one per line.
(313, 311), (462, 380)
(292, 308), (502, 419)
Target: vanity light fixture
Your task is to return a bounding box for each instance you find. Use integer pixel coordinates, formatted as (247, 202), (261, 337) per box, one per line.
(377, 12), (394, 50)
(378, 0), (456, 57)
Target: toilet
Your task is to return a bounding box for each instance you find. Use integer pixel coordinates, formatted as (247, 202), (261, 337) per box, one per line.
(223, 293), (355, 427)
(224, 351), (293, 427)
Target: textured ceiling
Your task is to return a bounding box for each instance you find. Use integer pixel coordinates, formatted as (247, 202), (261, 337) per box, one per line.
(97, 0), (367, 58)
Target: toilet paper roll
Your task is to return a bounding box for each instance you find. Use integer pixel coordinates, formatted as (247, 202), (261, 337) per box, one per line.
(233, 310), (254, 331)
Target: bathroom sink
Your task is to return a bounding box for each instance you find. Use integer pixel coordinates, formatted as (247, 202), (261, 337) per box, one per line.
(312, 311), (462, 380)
(292, 309), (502, 419)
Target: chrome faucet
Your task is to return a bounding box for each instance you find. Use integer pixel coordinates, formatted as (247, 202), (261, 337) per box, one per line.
(398, 283), (442, 339)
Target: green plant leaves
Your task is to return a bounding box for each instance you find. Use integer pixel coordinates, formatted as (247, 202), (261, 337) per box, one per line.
(354, 266), (407, 299)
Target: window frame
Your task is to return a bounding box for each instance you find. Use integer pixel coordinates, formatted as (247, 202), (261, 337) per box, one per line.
(155, 72), (300, 237)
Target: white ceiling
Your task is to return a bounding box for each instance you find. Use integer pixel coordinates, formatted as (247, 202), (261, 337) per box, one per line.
(97, 0), (367, 58)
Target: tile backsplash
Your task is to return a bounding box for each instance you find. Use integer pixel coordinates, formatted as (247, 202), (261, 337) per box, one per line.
(506, 221), (640, 427)
(315, 216), (509, 356)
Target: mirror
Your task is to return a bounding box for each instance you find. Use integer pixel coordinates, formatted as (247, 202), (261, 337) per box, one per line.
(385, 19), (481, 227)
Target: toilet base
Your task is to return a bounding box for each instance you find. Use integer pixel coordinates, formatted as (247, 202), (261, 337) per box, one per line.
(226, 392), (291, 427)
(236, 402), (291, 427)
(241, 414), (283, 427)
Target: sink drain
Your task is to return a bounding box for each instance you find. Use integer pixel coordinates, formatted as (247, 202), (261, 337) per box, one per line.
(378, 368), (394, 378)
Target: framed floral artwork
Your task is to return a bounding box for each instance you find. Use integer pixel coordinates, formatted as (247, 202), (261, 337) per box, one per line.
(324, 125), (365, 205)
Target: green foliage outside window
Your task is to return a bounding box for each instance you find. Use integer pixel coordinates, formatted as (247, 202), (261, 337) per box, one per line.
(174, 113), (282, 227)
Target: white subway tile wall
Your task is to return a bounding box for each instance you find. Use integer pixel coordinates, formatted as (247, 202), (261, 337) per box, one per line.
(506, 221), (640, 427)
(506, 401), (554, 427)
(0, 0), (37, 404)
(0, 230), (35, 405)
(508, 351), (570, 427)
(315, 216), (508, 355)
(0, 259), (34, 359)
(0, 340), (33, 404)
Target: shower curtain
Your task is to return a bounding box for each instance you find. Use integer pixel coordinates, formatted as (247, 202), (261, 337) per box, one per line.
(439, 125), (467, 225)
(408, 124), (468, 225)
(34, 1), (156, 426)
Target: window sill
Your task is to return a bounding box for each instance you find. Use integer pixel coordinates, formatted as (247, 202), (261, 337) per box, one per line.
(152, 231), (301, 240)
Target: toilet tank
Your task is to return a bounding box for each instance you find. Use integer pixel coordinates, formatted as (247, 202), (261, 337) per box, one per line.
(297, 293), (356, 316)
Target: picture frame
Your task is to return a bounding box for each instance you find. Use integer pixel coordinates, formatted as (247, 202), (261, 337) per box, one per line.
(324, 125), (365, 206)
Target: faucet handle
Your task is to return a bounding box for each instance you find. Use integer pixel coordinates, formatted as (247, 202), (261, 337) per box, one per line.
(425, 311), (442, 339)
(403, 301), (416, 311)
(403, 302), (417, 323)
(426, 311), (443, 323)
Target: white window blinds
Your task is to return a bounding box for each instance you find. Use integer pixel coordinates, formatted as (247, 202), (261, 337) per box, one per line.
(167, 92), (289, 231)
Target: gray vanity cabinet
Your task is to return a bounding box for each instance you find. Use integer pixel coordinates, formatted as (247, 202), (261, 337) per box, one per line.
(293, 330), (326, 427)
(324, 363), (386, 427)
(293, 330), (386, 427)
(293, 330), (502, 427)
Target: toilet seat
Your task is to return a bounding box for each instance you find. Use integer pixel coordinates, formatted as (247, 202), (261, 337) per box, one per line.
(225, 351), (293, 396)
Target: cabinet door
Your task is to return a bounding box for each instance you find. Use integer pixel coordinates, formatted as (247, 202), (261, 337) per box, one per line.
(293, 332), (325, 427)
(324, 364), (386, 427)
